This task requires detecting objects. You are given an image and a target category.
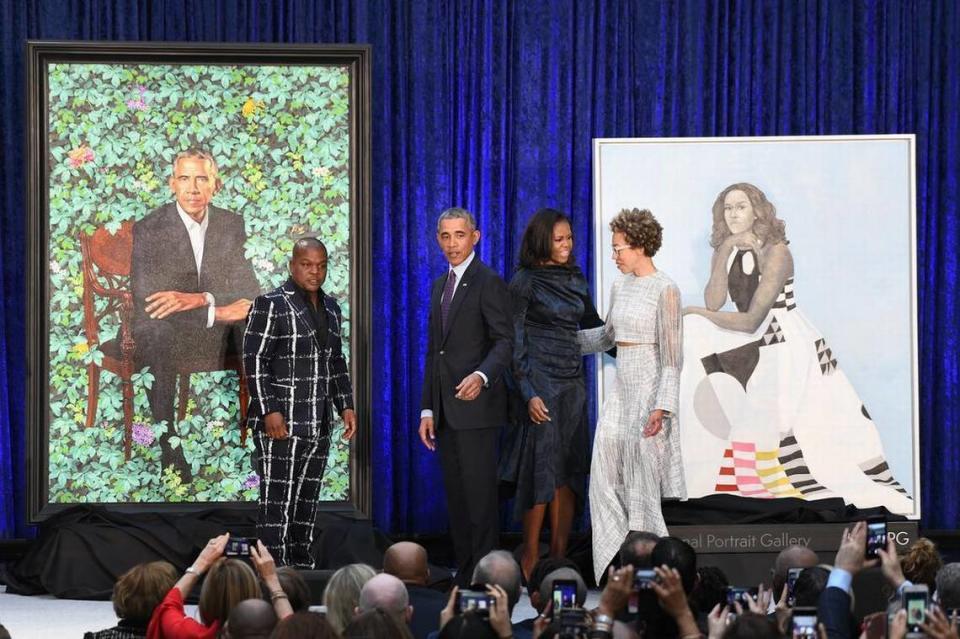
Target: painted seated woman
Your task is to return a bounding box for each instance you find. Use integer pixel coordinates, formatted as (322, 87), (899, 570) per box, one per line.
(681, 182), (913, 513)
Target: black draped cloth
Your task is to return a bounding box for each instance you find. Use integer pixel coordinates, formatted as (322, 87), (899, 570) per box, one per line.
(499, 265), (602, 521)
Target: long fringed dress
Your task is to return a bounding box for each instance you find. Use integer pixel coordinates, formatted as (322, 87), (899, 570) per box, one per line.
(579, 271), (686, 583)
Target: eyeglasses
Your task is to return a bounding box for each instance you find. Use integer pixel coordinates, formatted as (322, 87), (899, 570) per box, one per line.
(612, 244), (633, 256)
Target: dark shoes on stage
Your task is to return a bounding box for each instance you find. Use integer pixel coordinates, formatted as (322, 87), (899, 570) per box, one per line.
(159, 434), (194, 484)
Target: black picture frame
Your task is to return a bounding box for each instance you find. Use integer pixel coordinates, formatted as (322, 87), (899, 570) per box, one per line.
(26, 40), (372, 522)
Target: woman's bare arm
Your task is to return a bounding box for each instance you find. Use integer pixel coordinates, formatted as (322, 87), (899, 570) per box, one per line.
(687, 243), (793, 333)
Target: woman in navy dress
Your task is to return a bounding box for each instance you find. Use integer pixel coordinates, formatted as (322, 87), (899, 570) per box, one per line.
(501, 208), (604, 581)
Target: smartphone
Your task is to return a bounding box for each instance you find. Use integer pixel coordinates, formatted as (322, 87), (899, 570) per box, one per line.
(786, 567), (803, 607)
(726, 586), (753, 608)
(902, 584), (929, 632)
(791, 607), (818, 638)
(865, 520), (887, 559)
(552, 579), (578, 610)
(558, 607), (588, 630)
(224, 537), (254, 556)
(634, 568), (657, 590)
(457, 588), (493, 615)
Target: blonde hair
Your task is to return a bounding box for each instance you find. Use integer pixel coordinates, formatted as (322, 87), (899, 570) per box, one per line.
(198, 558), (260, 626)
(322, 563), (377, 633)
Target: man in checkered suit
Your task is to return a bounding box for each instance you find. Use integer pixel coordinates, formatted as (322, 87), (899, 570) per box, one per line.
(243, 237), (357, 567)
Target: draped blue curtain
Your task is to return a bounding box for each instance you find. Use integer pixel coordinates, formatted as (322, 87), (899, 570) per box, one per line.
(1, 0), (957, 538)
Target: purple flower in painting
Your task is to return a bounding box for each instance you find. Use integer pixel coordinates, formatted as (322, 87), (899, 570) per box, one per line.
(242, 473), (260, 489)
(132, 421), (155, 446)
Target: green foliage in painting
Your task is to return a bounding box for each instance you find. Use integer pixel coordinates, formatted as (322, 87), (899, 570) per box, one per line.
(47, 63), (353, 503)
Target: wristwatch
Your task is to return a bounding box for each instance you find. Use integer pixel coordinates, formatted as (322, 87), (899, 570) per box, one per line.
(185, 565), (201, 576)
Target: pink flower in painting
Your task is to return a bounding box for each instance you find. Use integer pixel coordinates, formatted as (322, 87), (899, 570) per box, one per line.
(126, 85), (149, 111)
(132, 421), (155, 446)
(67, 145), (95, 168)
(242, 473), (260, 489)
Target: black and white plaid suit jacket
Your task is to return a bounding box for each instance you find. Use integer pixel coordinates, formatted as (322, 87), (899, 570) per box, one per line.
(243, 279), (353, 439)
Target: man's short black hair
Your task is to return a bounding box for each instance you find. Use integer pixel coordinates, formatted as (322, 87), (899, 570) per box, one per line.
(292, 236), (327, 258)
(793, 566), (830, 607)
(619, 531), (661, 568)
(527, 557), (580, 598)
(650, 537), (698, 594)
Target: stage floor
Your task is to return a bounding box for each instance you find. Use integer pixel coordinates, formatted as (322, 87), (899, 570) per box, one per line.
(0, 584), (597, 637)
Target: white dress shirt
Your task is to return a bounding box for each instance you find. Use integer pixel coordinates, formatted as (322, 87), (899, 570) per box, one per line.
(176, 203), (216, 328)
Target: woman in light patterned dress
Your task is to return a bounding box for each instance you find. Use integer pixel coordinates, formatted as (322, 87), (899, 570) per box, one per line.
(579, 208), (685, 583)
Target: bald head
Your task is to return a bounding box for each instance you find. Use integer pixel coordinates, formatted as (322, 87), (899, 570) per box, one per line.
(472, 550), (521, 613)
(772, 545), (820, 595)
(292, 236), (327, 259)
(225, 598), (277, 639)
(357, 573), (411, 622)
(383, 542), (429, 586)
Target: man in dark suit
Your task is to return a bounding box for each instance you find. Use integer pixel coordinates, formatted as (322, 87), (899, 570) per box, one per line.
(243, 237), (357, 567)
(131, 149), (261, 482)
(383, 541), (448, 639)
(419, 207), (512, 586)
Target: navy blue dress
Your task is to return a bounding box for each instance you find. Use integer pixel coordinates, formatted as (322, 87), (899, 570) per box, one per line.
(500, 265), (603, 521)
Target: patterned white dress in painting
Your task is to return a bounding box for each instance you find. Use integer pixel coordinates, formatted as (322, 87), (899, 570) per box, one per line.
(579, 271), (685, 583)
(679, 249), (914, 515)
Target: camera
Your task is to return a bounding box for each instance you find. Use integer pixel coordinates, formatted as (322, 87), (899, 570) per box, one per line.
(726, 586), (755, 608)
(791, 607), (818, 638)
(457, 588), (493, 616)
(902, 585), (929, 633)
(865, 520), (887, 559)
(224, 537), (255, 557)
(557, 608), (589, 639)
(634, 568), (657, 590)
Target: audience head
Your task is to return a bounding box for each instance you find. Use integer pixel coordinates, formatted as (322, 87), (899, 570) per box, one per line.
(527, 556), (580, 610)
(199, 557), (261, 626)
(357, 573), (413, 624)
(651, 536), (698, 594)
(690, 565), (730, 616)
(472, 550), (522, 614)
(267, 566), (312, 612)
(438, 611), (499, 639)
(902, 537), (942, 591)
(0, 624), (11, 639)
(538, 567), (587, 610)
(111, 560), (178, 625)
(771, 545), (819, 599)
(721, 611), (783, 638)
(935, 562), (960, 609)
(222, 598), (276, 639)
(322, 562), (377, 633)
(793, 566), (830, 607)
(619, 531), (661, 569)
(383, 541), (430, 586)
(270, 611), (338, 639)
(343, 608), (415, 639)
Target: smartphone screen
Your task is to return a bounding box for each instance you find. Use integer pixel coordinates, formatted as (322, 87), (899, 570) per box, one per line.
(458, 589), (492, 615)
(552, 579), (577, 610)
(903, 587), (929, 631)
(865, 521), (887, 558)
(224, 537), (252, 556)
(726, 587), (752, 608)
(634, 568), (657, 590)
(786, 567), (803, 606)
(791, 607), (818, 638)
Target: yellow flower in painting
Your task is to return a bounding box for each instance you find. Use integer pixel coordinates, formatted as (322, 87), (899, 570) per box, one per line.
(72, 341), (90, 355)
(241, 97), (264, 118)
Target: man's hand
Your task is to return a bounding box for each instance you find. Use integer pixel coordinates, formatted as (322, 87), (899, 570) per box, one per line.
(214, 299), (253, 323)
(644, 409), (665, 437)
(923, 606), (960, 639)
(418, 416), (436, 451)
(455, 373), (484, 401)
(145, 290), (206, 319)
(834, 521), (874, 575)
(651, 565), (690, 620)
(598, 564), (634, 617)
(264, 412), (288, 440)
(878, 537), (906, 589)
(341, 409), (357, 441)
(528, 397), (550, 424)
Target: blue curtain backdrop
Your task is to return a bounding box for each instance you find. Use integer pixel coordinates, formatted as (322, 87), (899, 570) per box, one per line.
(1, 0), (957, 538)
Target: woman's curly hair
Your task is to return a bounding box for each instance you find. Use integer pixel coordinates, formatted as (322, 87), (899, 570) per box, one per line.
(709, 182), (788, 249)
(902, 537), (943, 591)
(609, 208), (663, 257)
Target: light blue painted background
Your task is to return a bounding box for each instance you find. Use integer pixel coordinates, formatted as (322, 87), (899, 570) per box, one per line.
(593, 137), (917, 501)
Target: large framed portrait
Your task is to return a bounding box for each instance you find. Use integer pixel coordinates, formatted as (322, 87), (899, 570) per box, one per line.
(26, 41), (371, 520)
(592, 135), (920, 518)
